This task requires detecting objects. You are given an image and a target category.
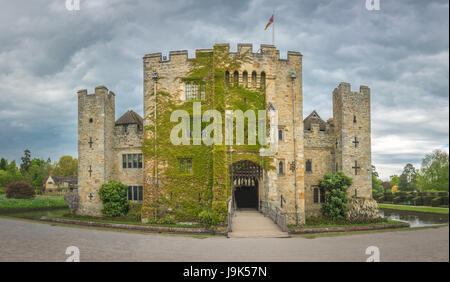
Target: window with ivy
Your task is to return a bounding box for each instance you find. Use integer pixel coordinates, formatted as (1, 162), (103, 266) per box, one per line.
(178, 158), (193, 174)
(185, 82), (206, 101)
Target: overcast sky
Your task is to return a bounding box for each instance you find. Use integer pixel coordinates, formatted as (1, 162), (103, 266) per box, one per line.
(0, 0), (448, 180)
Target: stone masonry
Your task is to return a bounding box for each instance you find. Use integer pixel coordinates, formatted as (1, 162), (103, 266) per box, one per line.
(76, 43), (372, 225)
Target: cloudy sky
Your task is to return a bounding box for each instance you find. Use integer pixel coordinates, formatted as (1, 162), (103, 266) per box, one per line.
(0, 0), (448, 180)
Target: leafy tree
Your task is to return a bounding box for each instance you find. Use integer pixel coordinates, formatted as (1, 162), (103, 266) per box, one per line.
(54, 156), (78, 177)
(22, 158), (53, 190)
(371, 165), (383, 198)
(20, 149), (31, 173)
(381, 181), (391, 191)
(0, 161), (24, 187)
(319, 171), (353, 221)
(417, 150), (449, 191)
(0, 158), (7, 170)
(98, 181), (129, 217)
(399, 163), (417, 191)
(389, 175), (400, 187)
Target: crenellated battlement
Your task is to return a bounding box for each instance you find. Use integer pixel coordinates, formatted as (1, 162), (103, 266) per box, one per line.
(333, 82), (370, 97)
(77, 86), (116, 98)
(143, 43), (302, 66)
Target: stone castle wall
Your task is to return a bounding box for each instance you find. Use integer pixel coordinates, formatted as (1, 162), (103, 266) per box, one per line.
(76, 44), (372, 225)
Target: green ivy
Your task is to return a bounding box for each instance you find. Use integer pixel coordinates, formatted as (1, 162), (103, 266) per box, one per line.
(142, 46), (273, 226)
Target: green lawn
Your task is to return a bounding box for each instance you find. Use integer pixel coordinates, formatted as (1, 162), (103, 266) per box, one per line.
(378, 203), (449, 215)
(53, 213), (204, 229)
(295, 219), (404, 229)
(0, 194), (68, 211)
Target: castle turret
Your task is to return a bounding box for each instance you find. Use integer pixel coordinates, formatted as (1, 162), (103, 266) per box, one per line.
(333, 82), (372, 198)
(77, 86), (115, 216)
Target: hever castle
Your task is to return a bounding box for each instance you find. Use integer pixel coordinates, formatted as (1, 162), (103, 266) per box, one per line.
(76, 43), (372, 226)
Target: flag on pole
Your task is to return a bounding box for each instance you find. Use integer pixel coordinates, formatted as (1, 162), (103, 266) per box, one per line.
(264, 14), (274, 30)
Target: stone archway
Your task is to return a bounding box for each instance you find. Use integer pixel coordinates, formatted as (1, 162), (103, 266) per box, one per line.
(230, 160), (263, 210)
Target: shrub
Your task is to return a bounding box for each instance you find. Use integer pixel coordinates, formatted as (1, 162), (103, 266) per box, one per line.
(412, 196), (423, 206)
(423, 196), (434, 206)
(5, 181), (35, 199)
(431, 197), (442, 207)
(127, 203), (142, 221)
(319, 172), (352, 221)
(64, 190), (80, 214)
(198, 209), (219, 228)
(98, 181), (129, 217)
(383, 191), (393, 202)
(0, 187), (4, 195)
(347, 198), (380, 221)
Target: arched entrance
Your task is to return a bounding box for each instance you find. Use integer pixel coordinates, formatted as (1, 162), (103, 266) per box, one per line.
(231, 160), (263, 210)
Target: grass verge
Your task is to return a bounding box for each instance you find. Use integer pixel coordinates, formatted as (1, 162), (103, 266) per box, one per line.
(0, 194), (67, 212)
(378, 204), (449, 214)
(292, 224), (448, 239)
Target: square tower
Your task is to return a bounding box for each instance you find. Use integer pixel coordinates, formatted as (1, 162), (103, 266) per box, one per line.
(77, 86), (115, 216)
(333, 82), (372, 198)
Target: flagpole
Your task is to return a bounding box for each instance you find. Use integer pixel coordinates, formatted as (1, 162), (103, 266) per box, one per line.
(272, 10), (275, 45)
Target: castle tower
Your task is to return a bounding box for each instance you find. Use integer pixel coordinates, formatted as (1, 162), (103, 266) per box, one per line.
(77, 86), (115, 216)
(333, 82), (372, 198)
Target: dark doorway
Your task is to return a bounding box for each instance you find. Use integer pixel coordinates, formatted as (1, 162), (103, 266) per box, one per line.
(234, 182), (258, 209)
(231, 160), (262, 210)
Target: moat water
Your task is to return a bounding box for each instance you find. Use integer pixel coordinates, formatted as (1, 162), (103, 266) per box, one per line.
(379, 208), (449, 227)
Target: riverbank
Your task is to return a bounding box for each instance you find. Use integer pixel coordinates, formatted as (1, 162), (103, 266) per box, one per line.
(378, 203), (449, 215)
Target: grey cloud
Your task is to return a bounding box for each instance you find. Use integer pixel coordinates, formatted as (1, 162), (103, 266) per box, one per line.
(0, 0), (448, 179)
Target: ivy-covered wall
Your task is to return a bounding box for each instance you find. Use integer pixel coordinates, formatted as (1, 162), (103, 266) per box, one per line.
(141, 45), (273, 225)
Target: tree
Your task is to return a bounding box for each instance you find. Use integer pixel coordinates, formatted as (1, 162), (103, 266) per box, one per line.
(389, 175), (400, 187)
(20, 149), (31, 173)
(54, 156), (78, 177)
(0, 161), (24, 188)
(371, 165), (383, 198)
(319, 171), (353, 221)
(23, 158), (53, 190)
(417, 149), (449, 191)
(399, 163), (417, 191)
(0, 158), (7, 170)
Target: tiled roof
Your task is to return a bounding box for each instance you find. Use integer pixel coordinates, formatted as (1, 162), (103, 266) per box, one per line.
(304, 110), (327, 131)
(115, 110), (143, 126)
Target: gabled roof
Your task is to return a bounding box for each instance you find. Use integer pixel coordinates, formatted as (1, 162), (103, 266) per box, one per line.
(304, 110), (327, 131)
(115, 110), (143, 127)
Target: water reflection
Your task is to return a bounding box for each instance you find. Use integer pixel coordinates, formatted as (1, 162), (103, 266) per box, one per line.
(380, 209), (449, 228)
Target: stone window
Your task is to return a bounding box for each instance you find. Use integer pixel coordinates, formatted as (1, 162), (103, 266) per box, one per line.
(306, 159), (312, 172)
(225, 71), (230, 87)
(185, 83), (191, 101)
(89, 118), (93, 123)
(320, 187), (325, 203)
(313, 187), (319, 203)
(185, 82), (205, 101)
(138, 154), (142, 168)
(251, 71), (257, 88)
(353, 115), (357, 123)
(123, 154), (143, 169)
(278, 129), (283, 141)
(234, 71), (239, 87)
(178, 158), (193, 174)
(127, 186), (143, 202)
(260, 72), (266, 89)
(278, 160), (284, 176)
(243, 71), (248, 87)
